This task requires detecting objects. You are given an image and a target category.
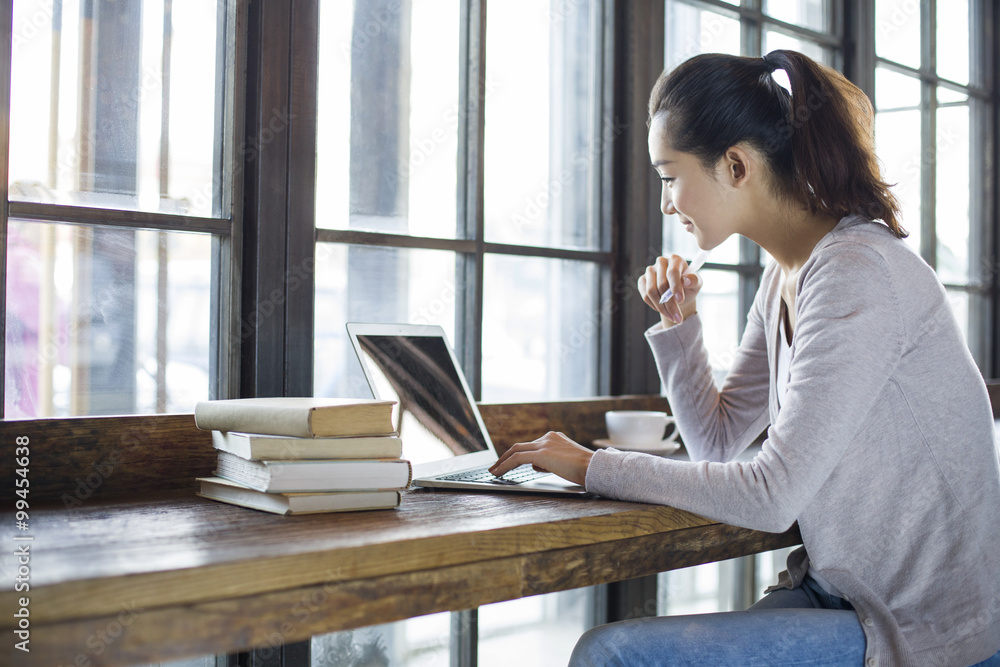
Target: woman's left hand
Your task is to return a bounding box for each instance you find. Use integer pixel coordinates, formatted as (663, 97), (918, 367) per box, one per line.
(488, 431), (594, 486)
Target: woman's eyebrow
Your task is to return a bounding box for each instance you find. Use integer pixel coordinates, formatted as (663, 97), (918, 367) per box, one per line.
(651, 159), (675, 167)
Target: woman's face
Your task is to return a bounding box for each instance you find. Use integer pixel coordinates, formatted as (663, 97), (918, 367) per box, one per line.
(648, 115), (737, 250)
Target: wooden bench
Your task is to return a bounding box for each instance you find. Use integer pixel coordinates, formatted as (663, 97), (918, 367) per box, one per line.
(0, 397), (801, 665)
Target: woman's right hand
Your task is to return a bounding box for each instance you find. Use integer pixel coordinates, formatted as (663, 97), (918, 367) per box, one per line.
(638, 254), (704, 327)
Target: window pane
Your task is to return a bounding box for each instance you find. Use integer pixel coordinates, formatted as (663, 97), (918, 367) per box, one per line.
(936, 104), (970, 284)
(9, 0), (223, 217)
(875, 67), (921, 110)
(314, 244), (458, 401)
(316, 1), (461, 239)
(875, 0), (921, 69)
(938, 87), (969, 105)
(764, 0), (828, 33)
(659, 559), (740, 614)
(762, 29), (827, 64)
(874, 109), (922, 255)
(696, 269), (740, 379)
(937, 0), (970, 85)
(479, 589), (590, 666)
(946, 289), (969, 344)
(5, 220), (212, 418)
(312, 613), (451, 667)
(484, 0), (601, 249)
(665, 3), (741, 72)
(482, 255), (600, 402)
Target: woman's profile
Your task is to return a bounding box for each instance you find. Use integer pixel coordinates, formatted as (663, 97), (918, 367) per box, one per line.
(490, 50), (1000, 666)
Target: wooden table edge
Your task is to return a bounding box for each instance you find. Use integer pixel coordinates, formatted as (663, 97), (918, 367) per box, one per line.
(1, 499), (725, 626)
(23, 522), (802, 666)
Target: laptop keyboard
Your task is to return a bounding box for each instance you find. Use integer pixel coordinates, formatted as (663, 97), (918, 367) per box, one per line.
(437, 464), (550, 486)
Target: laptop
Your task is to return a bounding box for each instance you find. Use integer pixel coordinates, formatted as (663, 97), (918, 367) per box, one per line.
(346, 322), (588, 495)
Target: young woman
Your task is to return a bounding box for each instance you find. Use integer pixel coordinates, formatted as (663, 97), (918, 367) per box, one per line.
(489, 50), (1000, 666)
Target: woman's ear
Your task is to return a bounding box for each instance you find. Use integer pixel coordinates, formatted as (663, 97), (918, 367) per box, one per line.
(720, 145), (754, 187)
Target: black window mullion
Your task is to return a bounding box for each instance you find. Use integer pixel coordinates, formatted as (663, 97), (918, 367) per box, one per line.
(987, 0), (1000, 378)
(844, 0), (876, 100)
(285, 0), (318, 399)
(453, 1), (486, 664)
(240, 0), (292, 400)
(213, 0), (247, 401)
(609, 0), (664, 397)
(596, 0), (616, 396)
(746, 0), (763, 56)
(739, 2), (763, 341)
(968, 0), (994, 371)
(456, 0), (486, 400)
(0, 0), (10, 416)
(920, 0), (938, 268)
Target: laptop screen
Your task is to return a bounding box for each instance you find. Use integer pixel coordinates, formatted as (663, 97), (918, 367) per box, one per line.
(351, 329), (492, 465)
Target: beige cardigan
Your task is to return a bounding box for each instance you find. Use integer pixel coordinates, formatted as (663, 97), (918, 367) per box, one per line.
(586, 216), (1000, 667)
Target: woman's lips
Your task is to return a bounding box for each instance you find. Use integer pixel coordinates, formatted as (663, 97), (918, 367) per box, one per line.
(681, 219), (693, 231)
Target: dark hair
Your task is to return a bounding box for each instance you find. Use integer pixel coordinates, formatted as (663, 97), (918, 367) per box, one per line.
(648, 50), (906, 238)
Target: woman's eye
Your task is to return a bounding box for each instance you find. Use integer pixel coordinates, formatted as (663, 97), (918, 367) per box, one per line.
(661, 177), (675, 185)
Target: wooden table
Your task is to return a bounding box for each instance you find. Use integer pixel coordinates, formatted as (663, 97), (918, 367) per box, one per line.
(0, 486), (799, 666)
(0, 399), (802, 666)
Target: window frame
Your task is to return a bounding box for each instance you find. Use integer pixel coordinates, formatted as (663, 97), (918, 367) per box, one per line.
(2, 0), (999, 664)
(0, 0), (247, 415)
(857, 0), (996, 372)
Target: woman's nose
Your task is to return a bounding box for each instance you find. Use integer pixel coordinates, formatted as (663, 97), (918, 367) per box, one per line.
(661, 190), (677, 216)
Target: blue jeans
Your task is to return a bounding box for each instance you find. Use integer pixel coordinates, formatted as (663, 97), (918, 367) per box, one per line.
(570, 576), (1000, 666)
(569, 576), (864, 666)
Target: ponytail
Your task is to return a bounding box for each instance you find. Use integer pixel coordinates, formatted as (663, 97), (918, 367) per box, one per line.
(648, 50), (906, 238)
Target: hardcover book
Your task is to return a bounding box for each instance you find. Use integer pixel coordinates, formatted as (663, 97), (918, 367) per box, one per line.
(195, 397), (396, 438)
(211, 431), (403, 461)
(214, 450), (413, 493)
(197, 476), (402, 515)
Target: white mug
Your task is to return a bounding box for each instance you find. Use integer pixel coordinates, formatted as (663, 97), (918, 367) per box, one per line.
(605, 410), (678, 449)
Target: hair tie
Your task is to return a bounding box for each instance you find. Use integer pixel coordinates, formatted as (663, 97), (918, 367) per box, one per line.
(762, 54), (778, 73)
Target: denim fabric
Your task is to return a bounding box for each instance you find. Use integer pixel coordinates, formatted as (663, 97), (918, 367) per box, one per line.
(568, 578), (865, 667)
(971, 649), (1000, 667)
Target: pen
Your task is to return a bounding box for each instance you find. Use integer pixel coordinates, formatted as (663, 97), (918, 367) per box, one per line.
(658, 249), (710, 304)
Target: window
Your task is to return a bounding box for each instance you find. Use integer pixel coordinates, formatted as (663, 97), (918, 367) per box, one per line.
(872, 0), (993, 369)
(2, 1), (997, 665)
(314, 0), (610, 408)
(309, 1), (610, 663)
(4, 0), (238, 418)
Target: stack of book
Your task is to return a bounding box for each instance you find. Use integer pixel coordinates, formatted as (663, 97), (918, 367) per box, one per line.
(193, 397), (411, 515)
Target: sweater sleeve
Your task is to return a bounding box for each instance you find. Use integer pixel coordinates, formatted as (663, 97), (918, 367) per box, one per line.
(643, 274), (773, 463)
(586, 245), (904, 533)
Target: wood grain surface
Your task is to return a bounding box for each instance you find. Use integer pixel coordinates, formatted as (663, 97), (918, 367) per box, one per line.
(0, 397), (805, 666)
(1, 488), (799, 665)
